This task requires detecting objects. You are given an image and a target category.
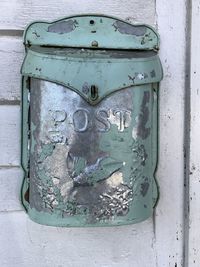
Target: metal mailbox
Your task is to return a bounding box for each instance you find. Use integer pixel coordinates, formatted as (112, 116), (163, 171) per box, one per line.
(21, 14), (163, 227)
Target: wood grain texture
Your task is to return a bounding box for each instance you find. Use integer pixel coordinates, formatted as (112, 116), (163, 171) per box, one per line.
(0, 37), (23, 101)
(187, 0), (200, 265)
(0, 105), (21, 166)
(0, 0), (155, 30)
(0, 212), (156, 267)
(0, 167), (23, 211)
(154, 0), (186, 266)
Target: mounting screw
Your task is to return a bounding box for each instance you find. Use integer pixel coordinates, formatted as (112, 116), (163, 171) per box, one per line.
(91, 40), (98, 47)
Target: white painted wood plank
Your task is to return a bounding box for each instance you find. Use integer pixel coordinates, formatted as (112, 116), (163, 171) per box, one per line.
(155, 0), (186, 266)
(188, 1), (200, 266)
(0, 212), (157, 267)
(0, 105), (20, 166)
(0, 167), (23, 211)
(0, 37), (23, 101)
(0, 0), (155, 30)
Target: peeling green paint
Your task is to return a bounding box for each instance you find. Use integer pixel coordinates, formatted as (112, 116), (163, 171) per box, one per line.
(39, 143), (55, 161)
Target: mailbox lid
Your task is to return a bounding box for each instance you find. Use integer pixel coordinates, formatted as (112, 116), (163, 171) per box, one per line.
(23, 14), (159, 50)
(21, 47), (163, 104)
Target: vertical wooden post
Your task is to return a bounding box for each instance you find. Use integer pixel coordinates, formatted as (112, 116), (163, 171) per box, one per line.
(187, 1), (200, 266)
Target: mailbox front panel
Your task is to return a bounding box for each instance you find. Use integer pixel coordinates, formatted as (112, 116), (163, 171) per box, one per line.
(25, 78), (157, 226)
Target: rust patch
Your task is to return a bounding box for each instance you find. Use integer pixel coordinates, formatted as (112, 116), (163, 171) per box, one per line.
(113, 21), (146, 36)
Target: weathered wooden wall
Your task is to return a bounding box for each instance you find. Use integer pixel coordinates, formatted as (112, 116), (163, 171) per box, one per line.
(0, 0), (193, 266)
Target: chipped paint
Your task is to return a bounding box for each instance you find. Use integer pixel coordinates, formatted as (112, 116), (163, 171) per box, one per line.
(140, 177), (150, 197)
(150, 70), (156, 78)
(106, 171), (123, 187)
(135, 72), (148, 80)
(133, 144), (148, 166)
(48, 20), (78, 34)
(113, 20), (147, 36)
(136, 91), (151, 140)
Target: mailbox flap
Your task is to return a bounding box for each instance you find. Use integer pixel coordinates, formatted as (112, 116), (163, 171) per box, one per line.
(21, 47), (163, 104)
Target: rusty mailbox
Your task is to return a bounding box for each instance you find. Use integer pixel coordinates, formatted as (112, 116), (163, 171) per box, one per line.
(21, 15), (163, 227)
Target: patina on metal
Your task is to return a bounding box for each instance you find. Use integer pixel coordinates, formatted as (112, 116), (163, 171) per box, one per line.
(21, 14), (163, 227)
